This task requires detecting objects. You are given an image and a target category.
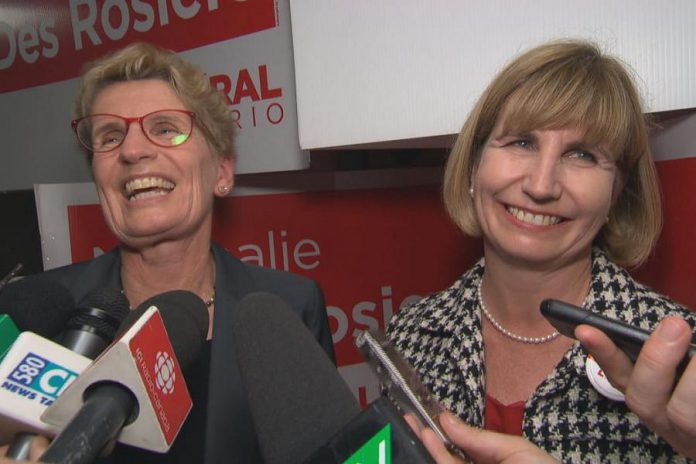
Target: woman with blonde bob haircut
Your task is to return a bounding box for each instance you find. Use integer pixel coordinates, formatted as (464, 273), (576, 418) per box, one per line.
(389, 40), (696, 463)
(444, 40), (660, 267)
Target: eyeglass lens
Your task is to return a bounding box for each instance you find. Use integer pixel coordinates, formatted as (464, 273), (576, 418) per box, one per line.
(76, 110), (193, 152)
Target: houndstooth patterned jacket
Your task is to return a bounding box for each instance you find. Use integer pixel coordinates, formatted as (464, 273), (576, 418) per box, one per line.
(387, 249), (696, 463)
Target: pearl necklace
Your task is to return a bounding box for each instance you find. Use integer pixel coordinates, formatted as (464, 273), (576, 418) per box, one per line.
(477, 279), (560, 344)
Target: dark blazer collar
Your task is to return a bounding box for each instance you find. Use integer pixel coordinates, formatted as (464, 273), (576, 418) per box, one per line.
(204, 243), (263, 462)
(211, 242), (256, 302)
(49, 248), (122, 305)
(57, 243), (265, 462)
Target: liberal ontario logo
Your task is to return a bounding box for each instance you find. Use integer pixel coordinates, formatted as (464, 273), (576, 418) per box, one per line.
(154, 351), (176, 395)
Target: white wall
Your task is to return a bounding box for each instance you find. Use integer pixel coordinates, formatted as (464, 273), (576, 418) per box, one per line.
(290, 0), (696, 149)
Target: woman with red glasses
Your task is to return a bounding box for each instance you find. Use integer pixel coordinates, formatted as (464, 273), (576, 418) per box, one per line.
(2, 42), (334, 463)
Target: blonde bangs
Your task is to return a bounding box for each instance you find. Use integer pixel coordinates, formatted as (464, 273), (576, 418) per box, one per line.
(497, 60), (638, 168)
(443, 39), (660, 265)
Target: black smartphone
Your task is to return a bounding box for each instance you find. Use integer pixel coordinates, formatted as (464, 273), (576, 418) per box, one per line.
(540, 299), (696, 379)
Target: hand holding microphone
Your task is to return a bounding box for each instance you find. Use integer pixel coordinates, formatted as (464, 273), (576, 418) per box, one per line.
(354, 327), (558, 464)
(0, 435), (48, 463)
(0, 277), (94, 450)
(577, 317), (696, 460)
(1, 281), (130, 460)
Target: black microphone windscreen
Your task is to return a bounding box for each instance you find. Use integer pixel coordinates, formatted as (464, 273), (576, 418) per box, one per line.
(0, 274), (75, 338)
(231, 292), (360, 464)
(118, 290), (209, 369)
(65, 287), (130, 341)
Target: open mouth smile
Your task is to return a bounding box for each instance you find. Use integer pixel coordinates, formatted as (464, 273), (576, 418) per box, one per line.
(506, 206), (563, 226)
(124, 176), (175, 201)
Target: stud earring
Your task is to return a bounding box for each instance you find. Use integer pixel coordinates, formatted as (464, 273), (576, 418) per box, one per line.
(218, 185), (229, 194)
(469, 186), (474, 197)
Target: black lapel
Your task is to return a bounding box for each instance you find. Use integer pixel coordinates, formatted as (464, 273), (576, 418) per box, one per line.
(204, 243), (262, 463)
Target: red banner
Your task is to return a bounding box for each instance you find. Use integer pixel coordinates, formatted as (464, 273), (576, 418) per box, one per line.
(0, 0), (277, 93)
(66, 162), (696, 367)
(67, 186), (479, 366)
(633, 157), (696, 308)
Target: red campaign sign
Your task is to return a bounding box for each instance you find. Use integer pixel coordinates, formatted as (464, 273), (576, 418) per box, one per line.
(210, 187), (481, 366)
(0, 0), (277, 93)
(633, 157), (696, 309)
(68, 203), (116, 258)
(67, 186), (479, 367)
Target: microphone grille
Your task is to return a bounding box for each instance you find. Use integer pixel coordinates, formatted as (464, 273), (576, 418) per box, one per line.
(0, 274), (75, 337)
(119, 290), (209, 369)
(67, 288), (130, 340)
(232, 292), (359, 464)
(153, 290), (209, 369)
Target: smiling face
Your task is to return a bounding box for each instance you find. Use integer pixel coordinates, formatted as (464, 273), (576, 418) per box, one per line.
(90, 79), (234, 249)
(473, 122), (618, 269)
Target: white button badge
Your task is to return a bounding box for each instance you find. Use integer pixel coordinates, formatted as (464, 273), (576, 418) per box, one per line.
(585, 354), (625, 402)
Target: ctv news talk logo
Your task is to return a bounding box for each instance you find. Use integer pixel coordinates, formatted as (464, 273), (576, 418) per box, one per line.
(2, 353), (79, 406)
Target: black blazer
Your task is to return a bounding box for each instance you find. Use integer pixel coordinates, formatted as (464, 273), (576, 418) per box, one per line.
(41, 242), (336, 463)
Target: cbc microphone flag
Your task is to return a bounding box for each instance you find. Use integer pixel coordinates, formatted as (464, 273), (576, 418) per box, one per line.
(42, 307), (191, 452)
(128, 308), (191, 444)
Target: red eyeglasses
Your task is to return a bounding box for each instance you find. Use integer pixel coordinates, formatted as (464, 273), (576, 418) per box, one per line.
(72, 109), (197, 153)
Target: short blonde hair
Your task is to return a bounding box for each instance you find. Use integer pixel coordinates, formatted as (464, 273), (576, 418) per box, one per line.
(443, 40), (660, 267)
(74, 42), (235, 161)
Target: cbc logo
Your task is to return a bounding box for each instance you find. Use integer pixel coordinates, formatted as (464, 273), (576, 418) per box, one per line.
(154, 351), (176, 395)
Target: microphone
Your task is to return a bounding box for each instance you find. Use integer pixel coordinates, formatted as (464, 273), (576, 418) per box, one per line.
(0, 274), (77, 339)
(0, 329), (93, 446)
(116, 290), (209, 368)
(231, 292), (434, 464)
(4, 287), (130, 459)
(0, 278), (92, 447)
(0, 314), (20, 361)
(57, 288), (130, 360)
(40, 290), (209, 462)
(0, 263), (23, 294)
